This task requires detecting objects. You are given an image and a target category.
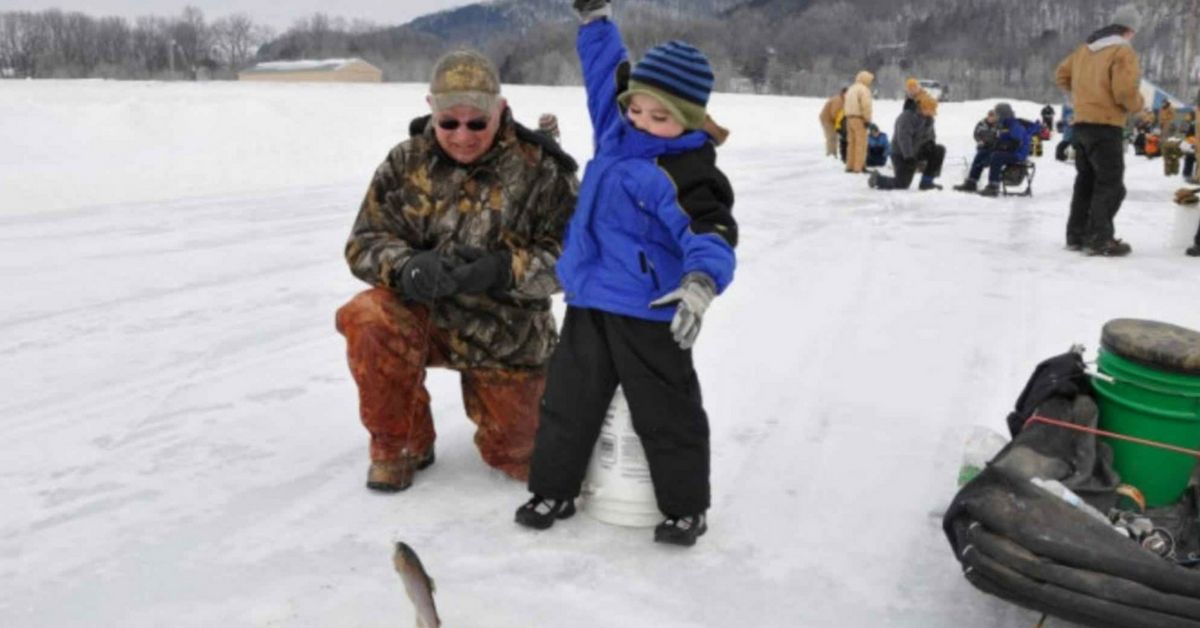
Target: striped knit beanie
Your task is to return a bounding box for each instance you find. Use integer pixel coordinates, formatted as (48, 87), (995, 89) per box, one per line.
(618, 41), (714, 130)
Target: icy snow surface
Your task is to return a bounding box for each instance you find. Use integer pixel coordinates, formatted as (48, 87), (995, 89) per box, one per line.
(1, 80), (1196, 627)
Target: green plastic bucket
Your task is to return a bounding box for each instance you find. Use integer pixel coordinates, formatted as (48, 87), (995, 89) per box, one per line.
(1094, 348), (1200, 507)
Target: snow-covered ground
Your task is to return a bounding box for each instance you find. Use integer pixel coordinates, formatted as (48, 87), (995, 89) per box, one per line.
(1, 80), (1197, 627)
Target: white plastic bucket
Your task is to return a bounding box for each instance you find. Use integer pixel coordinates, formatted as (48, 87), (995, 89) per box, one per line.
(580, 387), (662, 527)
(1171, 204), (1200, 248)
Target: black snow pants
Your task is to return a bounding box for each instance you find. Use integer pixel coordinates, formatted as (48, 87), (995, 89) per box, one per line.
(875, 143), (945, 190)
(1066, 124), (1126, 248)
(527, 306), (711, 516)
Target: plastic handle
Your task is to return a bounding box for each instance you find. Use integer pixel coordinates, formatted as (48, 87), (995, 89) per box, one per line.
(1089, 370), (1200, 401)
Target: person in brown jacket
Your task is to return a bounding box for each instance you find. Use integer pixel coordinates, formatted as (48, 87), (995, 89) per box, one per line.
(335, 49), (580, 492)
(1055, 4), (1144, 257)
(819, 88), (846, 158)
(843, 71), (875, 173)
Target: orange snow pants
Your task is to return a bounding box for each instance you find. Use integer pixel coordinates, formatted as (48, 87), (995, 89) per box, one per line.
(847, 116), (868, 172)
(335, 288), (544, 480)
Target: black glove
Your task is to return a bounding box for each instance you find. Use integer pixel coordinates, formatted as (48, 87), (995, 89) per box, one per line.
(573, 0), (611, 20)
(449, 245), (512, 295)
(394, 250), (458, 302)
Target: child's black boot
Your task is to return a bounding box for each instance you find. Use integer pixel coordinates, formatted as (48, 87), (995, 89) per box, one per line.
(654, 513), (707, 547)
(515, 495), (576, 530)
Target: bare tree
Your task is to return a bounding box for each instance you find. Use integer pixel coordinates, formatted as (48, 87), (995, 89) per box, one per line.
(212, 13), (268, 71)
(171, 5), (212, 77)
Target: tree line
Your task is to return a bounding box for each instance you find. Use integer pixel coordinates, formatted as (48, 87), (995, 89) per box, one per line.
(0, 7), (273, 80)
(1, 0), (1195, 105)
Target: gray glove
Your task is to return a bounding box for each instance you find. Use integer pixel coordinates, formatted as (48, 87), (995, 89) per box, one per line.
(573, 0), (611, 21)
(649, 272), (716, 350)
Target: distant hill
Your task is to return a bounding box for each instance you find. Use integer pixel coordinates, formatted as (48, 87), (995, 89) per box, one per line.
(255, 0), (1195, 103)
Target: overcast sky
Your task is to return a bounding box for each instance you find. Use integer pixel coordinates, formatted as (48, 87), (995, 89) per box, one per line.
(0, 0), (482, 30)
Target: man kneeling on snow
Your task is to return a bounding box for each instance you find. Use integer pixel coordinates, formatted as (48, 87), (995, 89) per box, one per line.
(868, 85), (944, 191)
(335, 49), (580, 491)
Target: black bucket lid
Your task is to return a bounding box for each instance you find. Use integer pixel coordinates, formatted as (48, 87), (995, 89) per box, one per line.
(1100, 319), (1200, 375)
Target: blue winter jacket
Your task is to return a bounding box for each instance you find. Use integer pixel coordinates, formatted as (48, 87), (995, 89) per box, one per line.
(867, 132), (891, 157)
(556, 19), (737, 322)
(995, 117), (1032, 161)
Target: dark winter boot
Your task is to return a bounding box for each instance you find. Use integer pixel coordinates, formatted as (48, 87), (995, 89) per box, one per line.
(654, 513), (708, 547)
(953, 180), (978, 193)
(514, 495), (576, 530)
(1186, 245), (1199, 257)
(978, 184), (1001, 197)
(366, 449), (436, 492)
(1084, 239), (1132, 257)
(918, 176), (942, 191)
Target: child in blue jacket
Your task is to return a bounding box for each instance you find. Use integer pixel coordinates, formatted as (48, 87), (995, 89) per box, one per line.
(515, 0), (737, 547)
(866, 123), (890, 168)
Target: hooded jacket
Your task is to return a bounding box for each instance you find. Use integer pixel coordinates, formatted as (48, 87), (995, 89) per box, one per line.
(974, 117), (999, 149)
(555, 19), (737, 322)
(1055, 26), (1144, 127)
(344, 111), (580, 369)
(892, 98), (936, 161)
(819, 92), (844, 127)
(843, 71), (875, 121)
(994, 116), (1032, 161)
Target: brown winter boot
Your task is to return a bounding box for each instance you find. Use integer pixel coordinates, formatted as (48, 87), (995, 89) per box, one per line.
(366, 450), (436, 493)
(1084, 239), (1132, 257)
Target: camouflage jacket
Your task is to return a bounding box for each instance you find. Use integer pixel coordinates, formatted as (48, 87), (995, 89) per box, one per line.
(346, 110), (579, 370)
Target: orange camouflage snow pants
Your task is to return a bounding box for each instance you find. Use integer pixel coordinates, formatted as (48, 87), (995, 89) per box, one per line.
(335, 288), (545, 480)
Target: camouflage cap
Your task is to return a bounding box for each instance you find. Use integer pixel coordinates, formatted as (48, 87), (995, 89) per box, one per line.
(429, 49), (501, 113)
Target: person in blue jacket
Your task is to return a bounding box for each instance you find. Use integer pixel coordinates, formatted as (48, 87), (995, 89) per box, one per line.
(866, 123), (890, 167)
(515, 0), (737, 547)
(953, 102), (1030, 197)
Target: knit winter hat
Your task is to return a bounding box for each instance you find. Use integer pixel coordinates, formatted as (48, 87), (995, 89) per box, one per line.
(905, 77), (920, 93)
(1112, 4), (1142, 32)
(618, 40), (714, 130)
(995, 102), (1015, 120)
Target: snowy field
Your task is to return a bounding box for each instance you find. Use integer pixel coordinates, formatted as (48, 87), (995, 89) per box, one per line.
(1, 80), (1197, 627)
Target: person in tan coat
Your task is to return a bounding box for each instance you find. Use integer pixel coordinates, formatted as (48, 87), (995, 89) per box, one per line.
(1055, 4), (1144, 257)
(843, 71), (875, 173)
(819, 88), (846, 158)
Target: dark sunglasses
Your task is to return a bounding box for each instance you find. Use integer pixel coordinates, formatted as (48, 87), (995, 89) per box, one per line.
(437, 117), (490, 132)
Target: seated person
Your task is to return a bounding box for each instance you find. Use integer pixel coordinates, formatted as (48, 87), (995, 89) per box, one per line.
(952, 102), (1029, 197)
(868, 96), (945, 191)
(866, 123), (890, 167)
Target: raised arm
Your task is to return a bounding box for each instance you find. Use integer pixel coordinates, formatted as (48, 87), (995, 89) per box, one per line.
(576, 12), (628, 146)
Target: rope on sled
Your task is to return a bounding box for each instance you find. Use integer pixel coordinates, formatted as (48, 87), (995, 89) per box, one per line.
(1024, 414), (1200, 459)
